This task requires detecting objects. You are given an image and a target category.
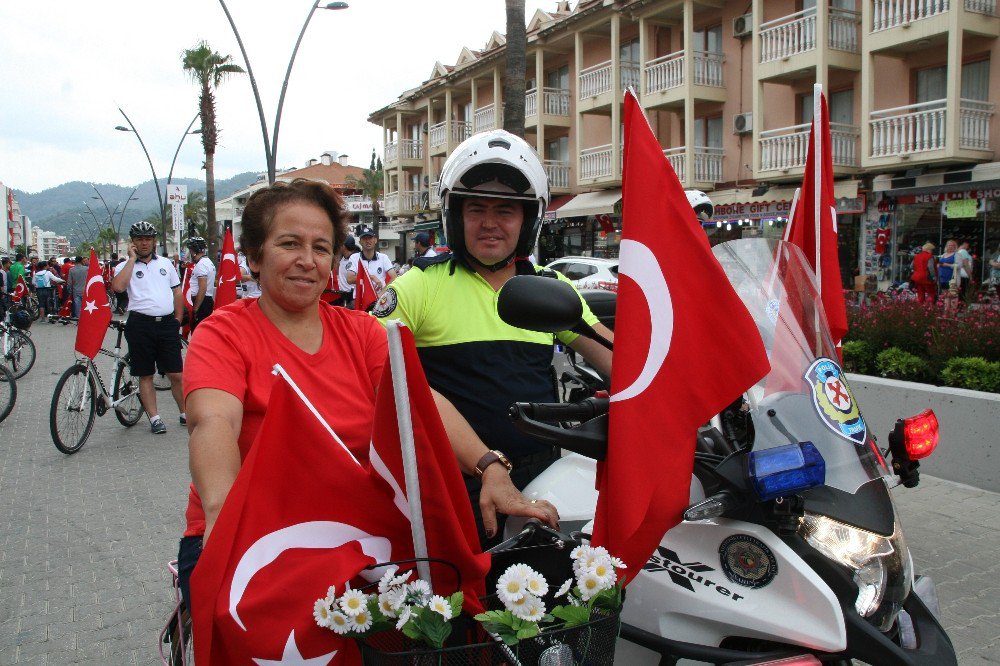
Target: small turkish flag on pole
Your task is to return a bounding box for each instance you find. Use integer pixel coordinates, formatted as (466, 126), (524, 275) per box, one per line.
(74, 250), (112, 359)
(180, 264), (194, 340)
(784, 85), (848, 352)
(214, 228), (239, 310)
(354, 260), (378, 312)
(591, 91), (769, 576)
(11, 275), (28, 304)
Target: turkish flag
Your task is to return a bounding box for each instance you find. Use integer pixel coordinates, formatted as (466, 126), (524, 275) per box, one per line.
(591, 92), (770, 576)
(374, 323), (489, 611)
(320, 271), (339, 305)
(11, 275), (27, 303)
(58, 299), (72, 318)
(215, 228), (239, 310)
(74, 250), (111, 359)
(180, 264), (194, 340)
(783, 88), (848, 350)
(354, 260), (378, 312)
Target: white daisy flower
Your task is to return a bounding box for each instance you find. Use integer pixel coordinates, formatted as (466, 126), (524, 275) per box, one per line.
(325, 585), (338, 603)
(377, 566), (400, 594)
(524, 570), (549, 598)
(388, 587), (408, 612)
(339, 589), (368, 617)
(390, 569), (415, 588)
(378, 591), (399, 618)
(350, 610), (373, 632)
(329, 611), (351, 635)
(428, 594), (453, 620)
(405, 579), (432, 606)
(611, 556), (627, 569)
(313, 599), (333, 628)
(497, 569), (529, 604)
(577, 572), (604, 601)
(506, 593), (533, 611)
(570, 544), (591, 560)
(395, 605), (413, 631)
(555, 578), (573, 599)
(510, 594), (545, 622)
(587, 556), (618, 586)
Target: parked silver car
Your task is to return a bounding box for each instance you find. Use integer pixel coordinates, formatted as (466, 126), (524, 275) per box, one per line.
(544, 256), (618, 292)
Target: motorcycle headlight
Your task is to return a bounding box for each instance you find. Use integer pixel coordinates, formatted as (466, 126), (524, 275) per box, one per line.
(799, 512), (912, 631)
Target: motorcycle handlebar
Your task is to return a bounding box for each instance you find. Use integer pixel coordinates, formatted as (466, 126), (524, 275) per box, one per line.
(512, 397), (610, 423)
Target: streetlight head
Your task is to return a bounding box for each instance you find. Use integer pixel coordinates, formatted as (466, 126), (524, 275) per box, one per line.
(114, 125), (131, 132)
(324, 1), (348, 9)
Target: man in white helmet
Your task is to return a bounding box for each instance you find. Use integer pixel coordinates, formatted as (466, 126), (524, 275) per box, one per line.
(374, 129), (614, 545)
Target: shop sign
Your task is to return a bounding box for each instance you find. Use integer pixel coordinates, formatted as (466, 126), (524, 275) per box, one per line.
(714, 200), (793, 219)
(897, 188), (1000, 204)
(945, 199), (978, 218)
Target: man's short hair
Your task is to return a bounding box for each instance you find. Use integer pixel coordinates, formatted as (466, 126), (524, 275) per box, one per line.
(15, 253), (24, 261)
(414, 232), (432, 246)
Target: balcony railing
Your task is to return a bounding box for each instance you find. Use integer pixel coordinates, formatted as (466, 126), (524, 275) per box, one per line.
(965, 0), (996, 15)
(760, 123), (860, 170)
(580, 61), (612, 98)
(622, 63), (641, 91)
(474, 105), (497, 133)
(580, 145), (613, 179)
(526, 87), (571, 117)
(384, 138), (422, 162)
(760, 8), (860, 63)
(959, 99), (995, 150)
(662, 147), (725, 183)
(429, 182), (441, 209)
(544, 160), (570, 189)
(644, 51), (725, 94)
(384, 190), (422, 215)
(872, 0), (950, 32)
(868, 99), (993, 156)
(429, 120), (471, 149)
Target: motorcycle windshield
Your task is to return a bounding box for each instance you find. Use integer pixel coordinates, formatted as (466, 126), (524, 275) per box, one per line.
(712, 239), (892, 495)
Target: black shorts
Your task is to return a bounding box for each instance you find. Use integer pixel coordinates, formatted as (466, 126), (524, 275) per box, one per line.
(125, 314), (183, 377)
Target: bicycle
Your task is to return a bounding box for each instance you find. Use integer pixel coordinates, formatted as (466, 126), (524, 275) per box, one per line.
(158, 560), (193, 665)
(49, 319), (145, 454)
(154, 336), (188, 391)
(1, 308), (37, 379)
(0, 364), (16, 424)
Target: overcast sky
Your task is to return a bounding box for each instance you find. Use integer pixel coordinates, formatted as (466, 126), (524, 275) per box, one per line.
(0, 1), (518, 194)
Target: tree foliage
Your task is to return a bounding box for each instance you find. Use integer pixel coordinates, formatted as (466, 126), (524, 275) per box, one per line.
(346, 149), (385, 235)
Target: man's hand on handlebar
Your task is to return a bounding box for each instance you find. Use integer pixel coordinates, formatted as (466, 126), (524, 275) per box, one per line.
(478, 465), (559, 538)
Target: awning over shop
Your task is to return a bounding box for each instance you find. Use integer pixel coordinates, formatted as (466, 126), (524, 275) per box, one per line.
(544, 195), (575, 220)
(709, 180), (859, 208)
(556, 188), (622, 218)
(413, 219), (441, 230)
(710, 180), (863, 219)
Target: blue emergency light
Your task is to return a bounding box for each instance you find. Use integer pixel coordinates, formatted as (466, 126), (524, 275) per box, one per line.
(748, 441), (826, 502)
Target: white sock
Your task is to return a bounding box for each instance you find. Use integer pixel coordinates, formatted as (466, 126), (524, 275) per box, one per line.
(150, 414), (162, 423)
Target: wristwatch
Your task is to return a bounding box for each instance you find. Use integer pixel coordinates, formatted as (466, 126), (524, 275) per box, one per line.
(475, 450), (513, 478)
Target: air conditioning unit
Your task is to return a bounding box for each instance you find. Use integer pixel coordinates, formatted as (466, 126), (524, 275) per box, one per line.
(733, 112), (753, 134)
(733, 13), (753, 38)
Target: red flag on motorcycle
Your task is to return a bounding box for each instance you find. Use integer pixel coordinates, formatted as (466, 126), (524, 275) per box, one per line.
(373, 322), (490, 611)
(74, 249), (112, 359)
(215, 228), (239, 310)
(592, 91), (770, 576)
(11, 275), (28, 303)
(783, 86), (848, 351)
(354, 260), (378, 312)
(190, 373), (411, 665)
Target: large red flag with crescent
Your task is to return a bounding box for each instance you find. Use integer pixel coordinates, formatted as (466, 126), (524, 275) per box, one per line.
(215, 228), (239, 310)
(784, 88), (848, 350)
(592, 91), (769, 576)
(11, 275), (28, 304)
(354, 260), (378, 312)
(75, 250), (112, 359)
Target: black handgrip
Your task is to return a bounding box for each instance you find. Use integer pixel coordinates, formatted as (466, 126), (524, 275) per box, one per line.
(512, 397), (610, 423)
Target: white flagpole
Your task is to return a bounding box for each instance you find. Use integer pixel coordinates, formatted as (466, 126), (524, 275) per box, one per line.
(813, 83), (824, 355)
(385, 320), (431, 585)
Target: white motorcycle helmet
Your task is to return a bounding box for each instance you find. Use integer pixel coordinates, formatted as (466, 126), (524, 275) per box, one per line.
(438, 130), (549, 271)
(686, 189), (714, 221)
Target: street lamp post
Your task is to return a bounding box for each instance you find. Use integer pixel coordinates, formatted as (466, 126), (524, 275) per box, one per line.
(115, 110), (201, 257)
(217, 0), (348, 184)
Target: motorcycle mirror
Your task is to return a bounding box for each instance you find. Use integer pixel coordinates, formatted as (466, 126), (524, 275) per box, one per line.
(498, 275), (613, 351)
(498, 275), (583, 333)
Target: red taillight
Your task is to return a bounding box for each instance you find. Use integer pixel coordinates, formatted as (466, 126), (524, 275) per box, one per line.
(903, 409), (939, 460)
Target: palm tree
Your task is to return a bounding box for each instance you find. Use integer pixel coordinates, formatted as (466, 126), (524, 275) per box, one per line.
(503, 0), (527, 138)
(346, 149), (385, 236)
(182, 41), (245, 259)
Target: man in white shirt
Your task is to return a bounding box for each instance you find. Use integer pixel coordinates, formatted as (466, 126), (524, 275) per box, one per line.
(237, 251), (261, 299)
(413, 231), (437, 259)
(346, 226), (396, 292)
(956, 241), (975, 302)
(110, 221), (185, 435)
(185, 237), (216, 330)
(335, 235), (357, 308)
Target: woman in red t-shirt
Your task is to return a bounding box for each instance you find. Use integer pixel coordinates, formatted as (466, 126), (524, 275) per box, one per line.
(910, 242), (938, 304)
(178, 179), (557, 610)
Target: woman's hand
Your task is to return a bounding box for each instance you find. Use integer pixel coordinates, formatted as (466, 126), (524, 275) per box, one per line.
(478, 466), (559, 538)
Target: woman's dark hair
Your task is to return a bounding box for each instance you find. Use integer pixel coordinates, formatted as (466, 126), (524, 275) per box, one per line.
(239, 179), (348, 275)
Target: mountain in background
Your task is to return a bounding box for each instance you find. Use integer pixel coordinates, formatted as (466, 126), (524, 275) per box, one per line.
(14, 172), (261, 242)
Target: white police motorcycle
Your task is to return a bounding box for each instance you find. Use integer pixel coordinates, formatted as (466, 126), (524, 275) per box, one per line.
(497, 238), (956, 665)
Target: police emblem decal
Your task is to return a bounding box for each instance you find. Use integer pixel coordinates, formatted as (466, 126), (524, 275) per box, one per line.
(805, 357), (867, 444)
(371, 288), (397, 318)
(159, 268), (167, 276)
(135, 271), (144, 278)
(719, 534), (777, 589)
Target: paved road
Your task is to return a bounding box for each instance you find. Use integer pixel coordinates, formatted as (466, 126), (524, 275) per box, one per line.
(1, 321), (998, 664)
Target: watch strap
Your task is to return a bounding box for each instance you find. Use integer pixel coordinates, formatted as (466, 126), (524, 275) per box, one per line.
(475, 450), (512, 477)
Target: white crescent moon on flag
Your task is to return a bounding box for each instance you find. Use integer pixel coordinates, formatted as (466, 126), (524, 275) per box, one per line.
(223, 253), (236, 265)
(611, 239), (674, 403)
(85, 275), (103, 298)
(229, 521), (392, 631)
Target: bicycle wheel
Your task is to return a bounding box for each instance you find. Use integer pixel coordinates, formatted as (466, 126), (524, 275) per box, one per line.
(26, 296), (40, 321)
(113, 359), (144, 426)
(154, 337), (188, 391)
(0, 364), (15, 424)
(2, 329), (36, 379)
(50, 364), (97, 454)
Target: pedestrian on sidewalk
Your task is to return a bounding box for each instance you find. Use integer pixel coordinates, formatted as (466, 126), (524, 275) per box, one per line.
(65, 255), (88, 318)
